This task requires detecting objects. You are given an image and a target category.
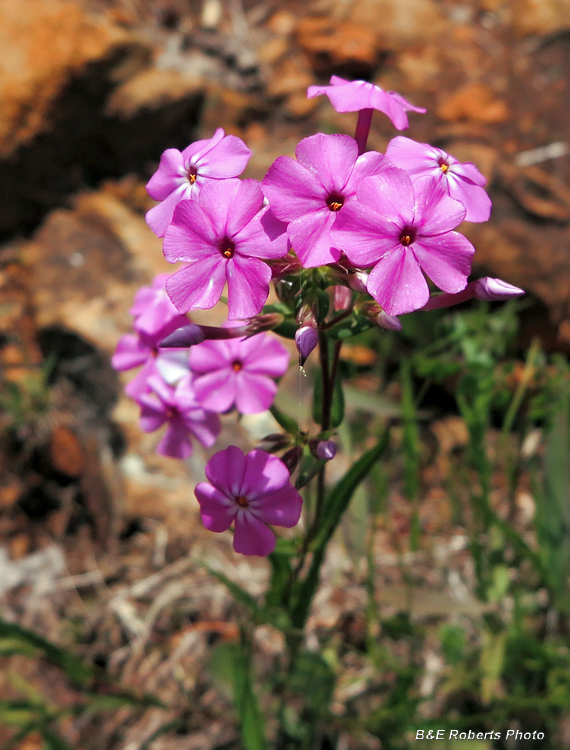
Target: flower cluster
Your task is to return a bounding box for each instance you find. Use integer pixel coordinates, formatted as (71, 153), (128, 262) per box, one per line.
(112, 75), (523, 556)
(113, 275), (289, 459)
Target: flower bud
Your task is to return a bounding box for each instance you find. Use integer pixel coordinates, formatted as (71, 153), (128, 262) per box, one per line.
(295, 325), (319, 366)
(160, 324), (206, 347)
(333, 285), (352, 311)
(315, 440), (337, 461)
(246, 312), (284, 335)
(473, 277), (525, 301)
(281, 445), (304, 473)
(376, 311), (402, 331)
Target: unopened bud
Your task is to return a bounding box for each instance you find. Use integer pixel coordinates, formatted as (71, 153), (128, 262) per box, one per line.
(281, 445), (303, 473)
(246, 312), (284, 336)
(473, 277), (525, 301)
(257, 433), (292, 453)
(295, 325), (319, 366)
(160, 324), (206, 347)
(376, 311), (402, 331)
(315, 440), (337, 461)
(334, 285), (352, 311)
(346, 270), (368, 294)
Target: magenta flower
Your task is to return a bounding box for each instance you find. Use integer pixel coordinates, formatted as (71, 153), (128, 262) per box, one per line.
(189, 330), (289, 414)
(130, 274), (190, 339)
(332, 170), (475, 315)
(146, 128), (252, 237)
(385, 136), (492, 223)
(112, 331), (190, 399)
(137, 374), (220, 459)
(307, 75), (426, 130)
(262, 133), (389, 268)
(162, 179), (288, 319)
(195, 446), (303, 556)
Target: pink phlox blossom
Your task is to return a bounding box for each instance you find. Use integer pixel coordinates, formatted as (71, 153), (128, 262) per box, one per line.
(189, 326), (289, 414)
(307, 75), (426, 130)
(332, 169), (475, 315)
(130, 273), (190, 339)
(137, 373), (220, 459)
(262, 133), (390, 268)
(162, 178), (288, 319)
(385, 136), (492, 223)
(112, 328), (190, 400)
(145, 128), (252, 238)
(195, 446), (303, 555)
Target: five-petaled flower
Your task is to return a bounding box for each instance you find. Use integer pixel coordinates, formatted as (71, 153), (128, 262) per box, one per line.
(162, 178), (288, 319)
(146, 128), (252, 238)
(307, 75), (426, 130)
(137, 374), (220, 459)
(262, 133), (389, 268)
(195, 446), (303, 556)
(332, 169), (475, 315)
(189, 329), (289, 414)
(386, 136), (492, 223)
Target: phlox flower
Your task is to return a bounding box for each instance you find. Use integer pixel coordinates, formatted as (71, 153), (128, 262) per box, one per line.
(307, 75), (426, 130)
(130, 273), (189, 339)
(146, 128), (252, 237)
(189, 329), (289, 414)
(386, 136), (492, 222)
(195, 446), (303, 556)
(262, 133), (390, 268)
(137, 373), (220, 459)
(332, 169), (475, 315)
(163, 178), (288, 319)
(112, 331), (190, 399)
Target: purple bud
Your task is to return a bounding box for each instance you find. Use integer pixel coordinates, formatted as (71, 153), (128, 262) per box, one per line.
(473, 277), (525, 301)
(346, 270), (368, 294)
(315, 440), (337, 461)
(376, 311), (402, 331)
(281, 445), (303, 473)
(160, 324), (206, 347)
(246, 312), (284, 335)
(295, 325), (319, 366)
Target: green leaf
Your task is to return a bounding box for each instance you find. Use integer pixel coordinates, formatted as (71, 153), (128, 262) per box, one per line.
(202, 566), (276, 628)
(288, 651), (335, 714)
(292, 431), (390, 628)
(209, 643), (267, 750)
(270, 404), (300, 437)
(0, 619), (92, 686)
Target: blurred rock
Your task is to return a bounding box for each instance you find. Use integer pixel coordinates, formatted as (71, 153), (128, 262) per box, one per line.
(24, 186), (169, 353)
(346, 0), (447, 47)
(297, 17), (379, 73)
(511, 0), (570, 37)
(437, 83), (510, 123)
(0, 0), (203, 239)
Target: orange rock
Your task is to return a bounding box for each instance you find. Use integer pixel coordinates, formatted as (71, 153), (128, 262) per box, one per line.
(0, 0), (148, 157)
(49, 425), (85, 478)
(297, 18), (379, 71)
(437, 83), (510, 123)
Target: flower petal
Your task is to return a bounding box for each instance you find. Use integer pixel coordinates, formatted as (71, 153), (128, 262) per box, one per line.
(156, 422), (193, 459)
(145, 184), (189, 238)
(367, 245), (429, 315)
(165, 258), (227, 313)
(233, 512), (276, 556)
(413, 176), (466, 235)
(262, 156), (324, 223)
(288, 209), (339, 268)
(146, 149), (185, 200)
(412, 233), (475, 294)
(241, 450), (290, 499)
(250, 485), (303, 527)
(162, 200), (217, 263)
(195, 481), (237, 532)
(226, 256), (271, 319)
(234, 372), (277, 414)
(295, 133), (358, 193)
(193, 369), (237, 412)
(205, 446), (246, 498)
(199, 179), (264, 238)
(112, 334), (149, 371)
